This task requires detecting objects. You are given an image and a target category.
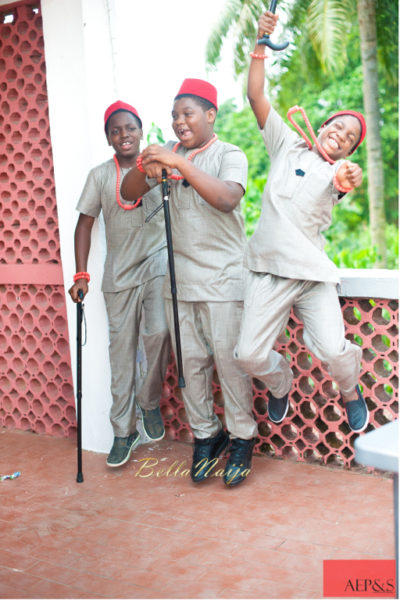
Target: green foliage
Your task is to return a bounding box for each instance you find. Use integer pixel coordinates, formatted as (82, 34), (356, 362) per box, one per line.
(214, 101), (268, 237)
(205, 0), (271, 76)
(146, 122), (165, 145)
(241, 176), (265, 237)
(325, 221), (399, 269)
(215, 101), (269, 182)
(306, 0), (355, 75)
(376, 0), (399, 85)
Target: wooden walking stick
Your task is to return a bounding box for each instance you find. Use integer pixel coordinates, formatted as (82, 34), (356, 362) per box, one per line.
(76, 289), (84, 482)
(161, 169), (185, 388)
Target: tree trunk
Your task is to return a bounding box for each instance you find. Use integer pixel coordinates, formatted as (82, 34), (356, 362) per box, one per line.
(357, 0), (387, 267)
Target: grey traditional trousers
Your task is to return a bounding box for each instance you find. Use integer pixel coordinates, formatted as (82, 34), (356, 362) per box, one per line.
(165, 299), (258, 440)
(235, 271), (362, 399)
(104, 276), (171, 437)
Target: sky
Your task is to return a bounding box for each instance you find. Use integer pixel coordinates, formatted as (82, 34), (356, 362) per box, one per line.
(112, 0), (244, 141)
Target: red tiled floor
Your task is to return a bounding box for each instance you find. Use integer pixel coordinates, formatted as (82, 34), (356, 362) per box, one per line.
(0, 428), (395, 599)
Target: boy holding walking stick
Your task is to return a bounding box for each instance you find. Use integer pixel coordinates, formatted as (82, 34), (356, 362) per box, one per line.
(69, 102), (171, 468)
(234, 11), (369, 433)
(121, 79), (258, 487)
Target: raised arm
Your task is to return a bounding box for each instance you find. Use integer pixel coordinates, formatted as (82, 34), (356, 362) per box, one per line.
(247, 11), (279, 129)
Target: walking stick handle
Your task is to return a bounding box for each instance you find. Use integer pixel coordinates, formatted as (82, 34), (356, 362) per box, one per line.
(257, 0), (289, 51)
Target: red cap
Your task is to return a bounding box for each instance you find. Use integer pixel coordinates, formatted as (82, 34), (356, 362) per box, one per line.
(104, 101), (142, 132)
(321, 110), (366, 154)
(175, 78), (218, 110)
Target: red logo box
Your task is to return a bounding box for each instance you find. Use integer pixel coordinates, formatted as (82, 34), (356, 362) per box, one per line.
(323, 560), (396, 598)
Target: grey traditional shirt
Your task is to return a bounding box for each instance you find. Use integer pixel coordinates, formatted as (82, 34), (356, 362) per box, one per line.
(147, 139), (248, 302)
(245, 108), (344, 284)
(77, 158), (167, 292)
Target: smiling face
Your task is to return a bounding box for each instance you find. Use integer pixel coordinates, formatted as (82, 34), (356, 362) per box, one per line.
(317, 115), (362, 160)
(106, 111), (142, 166)
(172, 97), (216, 149)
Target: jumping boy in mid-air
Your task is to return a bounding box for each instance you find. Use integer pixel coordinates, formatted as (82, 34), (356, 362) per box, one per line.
(234, 11), (369, 433)
(121, 79), (258, 487)
(69, 101), (171, 468)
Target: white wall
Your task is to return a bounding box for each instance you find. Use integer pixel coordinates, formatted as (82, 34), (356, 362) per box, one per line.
(339, 269), (398, 299)
(41, 0), (118, 453)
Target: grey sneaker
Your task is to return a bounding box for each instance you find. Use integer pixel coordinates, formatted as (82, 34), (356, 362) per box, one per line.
(140, 407), (165, 441)
(106, 432), (140, 467)
(267, 391), (289, 424)
(343, 385), (369, 433)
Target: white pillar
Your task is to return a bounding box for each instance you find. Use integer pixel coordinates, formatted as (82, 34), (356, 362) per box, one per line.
(41, 0), (119, 452)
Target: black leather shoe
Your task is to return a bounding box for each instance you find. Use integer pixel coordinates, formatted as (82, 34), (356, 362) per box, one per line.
(223, 437), (256, 487)
(191, 429), (229, 483)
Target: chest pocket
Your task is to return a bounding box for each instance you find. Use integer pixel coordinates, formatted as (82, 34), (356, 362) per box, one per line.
(276, 163), (308, 199)
(130, 206), (144, 227)
(109, 207), (144, 231)
(294, 170), (331, 207)
(170, 180), (192, 209)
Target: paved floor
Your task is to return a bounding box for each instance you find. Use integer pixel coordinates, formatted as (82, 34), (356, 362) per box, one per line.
(0, 428), (395, 599)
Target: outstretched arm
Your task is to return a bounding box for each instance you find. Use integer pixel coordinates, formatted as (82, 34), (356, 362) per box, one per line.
(247, 11), (279, 129)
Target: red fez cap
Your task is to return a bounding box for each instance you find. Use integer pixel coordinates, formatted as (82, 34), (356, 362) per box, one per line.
(175, 78), (218, 110)
(104, 101), (142, 132)
(321, 110), (366, 154)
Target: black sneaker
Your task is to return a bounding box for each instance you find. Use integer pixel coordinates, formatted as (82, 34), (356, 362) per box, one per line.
(223, 437), (256, 487)
(106, 432), (140, 467)
(343, 385), (369, 433)
(140, 407), (165, 441)
(191, 429), (229, 483)
(267, 391), (289, 424)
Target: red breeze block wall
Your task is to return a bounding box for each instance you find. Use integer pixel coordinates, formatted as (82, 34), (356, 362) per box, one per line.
(0, 1), (76, 438)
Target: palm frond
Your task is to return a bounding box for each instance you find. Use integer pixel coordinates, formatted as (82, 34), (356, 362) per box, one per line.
(206, 0), (270, 71)
(307, 0), (355, 74)
(206, 0), (245, 69)
(232, 2), (258, 73)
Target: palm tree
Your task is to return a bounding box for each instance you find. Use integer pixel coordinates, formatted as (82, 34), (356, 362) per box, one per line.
(355, 0), (386, 267)
(206, 0), (396, 267)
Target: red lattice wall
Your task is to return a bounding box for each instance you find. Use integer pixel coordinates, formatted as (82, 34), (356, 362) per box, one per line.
(0, 1), (398, 470)
(0, 1), (76, 437)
